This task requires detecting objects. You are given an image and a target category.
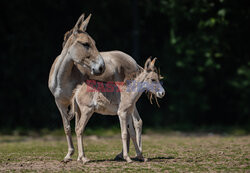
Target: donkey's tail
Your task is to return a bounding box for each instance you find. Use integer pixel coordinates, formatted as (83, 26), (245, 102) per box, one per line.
(68, 96), (79, 121)
(68, 86), (81, 121)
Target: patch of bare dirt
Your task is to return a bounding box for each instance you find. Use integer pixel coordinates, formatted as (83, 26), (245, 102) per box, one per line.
(0, 160), (94, 172)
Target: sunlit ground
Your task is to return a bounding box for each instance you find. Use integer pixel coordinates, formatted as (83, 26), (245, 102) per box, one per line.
(0, 132), (249, 172)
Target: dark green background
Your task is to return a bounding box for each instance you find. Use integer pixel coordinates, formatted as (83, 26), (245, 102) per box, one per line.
(0, 0), (249, 132)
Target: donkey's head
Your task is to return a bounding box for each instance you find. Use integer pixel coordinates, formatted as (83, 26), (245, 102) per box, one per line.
(143, 57), (165, 98)
(64, 14), (105, 75)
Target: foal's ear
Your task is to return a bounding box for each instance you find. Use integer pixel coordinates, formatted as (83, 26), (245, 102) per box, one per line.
(73, 13), (85, 35)
(144, 57), (152, 70)
(149, 57), (157, 70)
(80, 14), (92, 31)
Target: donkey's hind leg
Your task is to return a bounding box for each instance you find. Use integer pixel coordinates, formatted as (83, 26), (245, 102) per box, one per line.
(75, 106), (93, 164)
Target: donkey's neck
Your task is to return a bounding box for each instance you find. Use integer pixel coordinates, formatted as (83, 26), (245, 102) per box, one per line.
(58, 53), (74, 83)
(53, 52), (74, 90)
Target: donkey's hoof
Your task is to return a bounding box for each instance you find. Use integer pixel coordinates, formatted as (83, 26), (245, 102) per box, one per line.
(77, 157), (90, 164)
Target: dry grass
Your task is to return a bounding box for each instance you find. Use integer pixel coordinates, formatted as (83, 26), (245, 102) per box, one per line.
(0, 133), (249, 172)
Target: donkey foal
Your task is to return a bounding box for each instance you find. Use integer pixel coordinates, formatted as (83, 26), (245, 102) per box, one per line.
(71, 57), (165, 163)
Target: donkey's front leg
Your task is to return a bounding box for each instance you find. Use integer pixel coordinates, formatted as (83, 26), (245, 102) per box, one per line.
(75, 106), (93, 164)
(118, 112), (132, 163)
(55, 100), (74, 162)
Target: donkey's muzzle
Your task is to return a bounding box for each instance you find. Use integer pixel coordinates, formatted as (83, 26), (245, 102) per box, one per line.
(91, 56), (105, 75)
(92, 65), (104, 75)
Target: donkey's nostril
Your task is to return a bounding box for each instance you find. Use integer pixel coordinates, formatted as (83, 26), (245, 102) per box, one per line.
(99, 66), (103, 73)
(92, 64), (104, 76)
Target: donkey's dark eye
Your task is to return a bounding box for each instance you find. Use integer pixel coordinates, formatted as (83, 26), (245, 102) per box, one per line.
(81, 42), (90, 49)
(152, 79), (156, 82)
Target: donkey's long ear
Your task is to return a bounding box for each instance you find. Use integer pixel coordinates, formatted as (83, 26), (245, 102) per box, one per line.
(73, 13), (85, 35)
(80, 14), (92, 31)
(144, 57), (152, 70)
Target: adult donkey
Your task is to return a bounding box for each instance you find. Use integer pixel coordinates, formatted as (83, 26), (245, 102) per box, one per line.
(48, 13), (143, 162)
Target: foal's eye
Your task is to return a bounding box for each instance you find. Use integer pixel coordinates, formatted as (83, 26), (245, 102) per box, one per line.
(152, 79), (156, 82)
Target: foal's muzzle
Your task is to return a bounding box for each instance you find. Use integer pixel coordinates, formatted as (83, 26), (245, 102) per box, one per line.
(156, 91), (165, 98)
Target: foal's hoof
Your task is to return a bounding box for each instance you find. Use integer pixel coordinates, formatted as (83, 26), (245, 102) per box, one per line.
(126, 158), (133, 163)
(62, 157), (72, 163)
(125, 157), (133, 163)
(134, 156), (148, 162)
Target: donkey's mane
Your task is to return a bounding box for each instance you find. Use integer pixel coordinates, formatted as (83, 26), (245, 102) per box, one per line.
(62, 29), (73, 48)
(62, 29), (89, 48)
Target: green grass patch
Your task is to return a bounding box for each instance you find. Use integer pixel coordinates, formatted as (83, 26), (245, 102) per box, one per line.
(0, 134), (249, 172)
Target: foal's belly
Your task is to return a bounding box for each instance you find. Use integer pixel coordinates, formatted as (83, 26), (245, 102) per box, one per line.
(95, 105), (118, 116)
(94, 92), (120, 116)
(94, 100), (119, 116)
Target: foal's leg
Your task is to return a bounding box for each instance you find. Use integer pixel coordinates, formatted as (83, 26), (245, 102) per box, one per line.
(132, 107), (142, 151)
(116, 115), (145, 161)
(75, 106), (93, 164)
(118, 112), (132, 163)
(55, 99), (74, 162)
(127, 115), (144, 160)
(114, 127), (130, 160)
(115, 108), (145, 161)
(132, 107), (147, 161)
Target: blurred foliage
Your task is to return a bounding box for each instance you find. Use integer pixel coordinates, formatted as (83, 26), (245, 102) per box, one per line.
(0, 0), (249, 131)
